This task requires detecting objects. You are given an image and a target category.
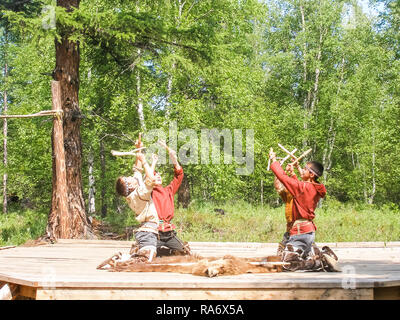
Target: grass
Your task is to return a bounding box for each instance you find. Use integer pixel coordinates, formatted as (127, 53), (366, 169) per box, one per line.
(173, 200), (285, 243)
(1, 199), (400, 246)
(0, 207), (48, 247)
(314, 199), (400, 242)
(173, 199), (400, 243)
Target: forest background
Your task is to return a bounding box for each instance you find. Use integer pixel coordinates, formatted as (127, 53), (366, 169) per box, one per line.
(1, 0), (400, 246)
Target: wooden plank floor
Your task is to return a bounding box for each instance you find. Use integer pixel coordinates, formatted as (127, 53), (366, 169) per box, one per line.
(0, 240), (399, 300)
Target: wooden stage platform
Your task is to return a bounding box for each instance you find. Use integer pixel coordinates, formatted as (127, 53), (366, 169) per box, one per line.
(0, 239), (399, 300)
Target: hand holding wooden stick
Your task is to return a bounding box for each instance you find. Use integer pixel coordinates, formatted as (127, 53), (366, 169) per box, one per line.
(151, 153), (158, 172)
(158, 140), (175, 155)
(267, 148), (277, 171)
(135, 132), (143, 150)
(289, 148), (312, 166)
(112, 133), (146, 157)
(158, 140), (181, 169)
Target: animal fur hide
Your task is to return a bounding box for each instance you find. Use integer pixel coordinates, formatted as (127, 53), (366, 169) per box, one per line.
(97, 254), (285, 277)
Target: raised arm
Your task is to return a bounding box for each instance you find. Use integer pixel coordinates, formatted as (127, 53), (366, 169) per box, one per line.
(293, 161), (304, 177)
(159, 140), (181, 170)
(133, 134), (144, 172)
(150, 153), (158, 173)
(136, 153), (155, 181)
(274, 164), (297, 196)
(269, 148), (302, 198)
(158, 140), (183, 194)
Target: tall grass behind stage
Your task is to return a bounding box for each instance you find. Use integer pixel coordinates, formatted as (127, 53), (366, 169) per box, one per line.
(0, 199), (399, 247)
(173, 199), (400, 243)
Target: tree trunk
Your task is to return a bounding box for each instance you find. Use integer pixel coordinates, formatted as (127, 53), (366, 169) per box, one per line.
(178, 174), (190, 209)
(48, 0), (94, 239)
(47, 81), (69, 238)
(300, 3), (308, 85)
(300, 3), (326, 151)
(100, 140), (107, 217)
(134, 3), (146, 131)
(165, 71), (173, 118)
(2, 63), (8, 215)
(164, 0), (183, 119)
(322, 57), (344, 183)
(309, 28), (326, 115)
(300, 3), (312, 149)
(368, 131), (376, 205)
(355, 152), (369, 203)
(171, 2), (190, 207)
(86, 67), (96, 215)
(322, 117), (336, 182)
(88, 149), (96, 215)
(136, 73), (146, 130)
(135, 49), (146, 131)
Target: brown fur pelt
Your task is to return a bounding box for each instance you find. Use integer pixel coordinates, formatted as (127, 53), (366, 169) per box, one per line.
(100, 254), (284, 277)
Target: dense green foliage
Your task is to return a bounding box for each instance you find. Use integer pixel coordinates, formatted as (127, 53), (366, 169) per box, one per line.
(1, 0), (400, 226)
(2, 199), (399, 246)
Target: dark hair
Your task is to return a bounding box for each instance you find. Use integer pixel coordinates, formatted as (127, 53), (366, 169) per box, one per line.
(308, 161), (324, 180)
(115, 177), (128, 197)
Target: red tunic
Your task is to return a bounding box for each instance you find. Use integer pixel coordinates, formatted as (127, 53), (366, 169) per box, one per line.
(152, 168), (184, 232)
(271, 161), (327, 235)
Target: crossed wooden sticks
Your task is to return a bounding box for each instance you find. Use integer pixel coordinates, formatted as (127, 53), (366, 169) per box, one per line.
(111, 132), (146, 157)
(267, 144), (312, 171)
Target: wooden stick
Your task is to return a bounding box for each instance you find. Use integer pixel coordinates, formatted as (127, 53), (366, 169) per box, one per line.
(289, 148), (312, 166)
(0, 110), (62, 119)
(111, 147), (146, 157)
(126, 261), (291, 267)
(250, 261), (291, 267)
(278, 143), (298, 160)
(280, 148), (297, 165)
(0, 246), (16, 251)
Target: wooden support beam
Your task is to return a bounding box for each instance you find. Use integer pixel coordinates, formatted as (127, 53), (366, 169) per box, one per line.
(34, 288), (374, 300)
(18, 286), (37, 300)
(374, 286), (400, 300)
